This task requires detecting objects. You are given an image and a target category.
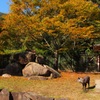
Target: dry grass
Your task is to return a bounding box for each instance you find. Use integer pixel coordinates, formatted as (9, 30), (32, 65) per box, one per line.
(0, 72), (100, 100)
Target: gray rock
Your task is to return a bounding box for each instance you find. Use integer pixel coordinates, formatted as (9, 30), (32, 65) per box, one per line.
(0, 88), (9, 100)
(0, 89), (69, 100)
(43, 65), (61, 78)
(11, 92), (25, 100)
(22, 62), (51, 77)
(4, 62), (23, 76)
(23, 92), (54, 100)
(2, 73), (11, 77)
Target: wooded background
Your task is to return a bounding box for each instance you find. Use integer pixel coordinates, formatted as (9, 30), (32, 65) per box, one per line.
(0, 0), (100, 72)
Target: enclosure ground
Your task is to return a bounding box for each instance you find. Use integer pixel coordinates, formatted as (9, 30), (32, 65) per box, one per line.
(0, 71), (100, 100)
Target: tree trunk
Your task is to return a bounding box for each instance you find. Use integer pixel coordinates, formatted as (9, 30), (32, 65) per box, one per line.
(53, 50), (59, 71)
(97, 55), (100, 72)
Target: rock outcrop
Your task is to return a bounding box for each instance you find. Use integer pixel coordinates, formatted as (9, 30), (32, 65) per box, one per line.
(0, 88), (69, 100)
(22, 62), (61, 79)
(22, 62), (51, 77)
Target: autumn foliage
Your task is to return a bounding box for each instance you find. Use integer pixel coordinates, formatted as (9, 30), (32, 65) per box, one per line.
(0, 0), (100, 70)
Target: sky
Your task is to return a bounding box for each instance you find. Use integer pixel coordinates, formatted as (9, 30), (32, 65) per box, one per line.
(0, 0), (10, 13)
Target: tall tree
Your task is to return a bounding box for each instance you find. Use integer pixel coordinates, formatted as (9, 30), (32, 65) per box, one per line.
(91, 0), (100, 5)
(1, 0), (100, 70)
(35, 0), (100, 70)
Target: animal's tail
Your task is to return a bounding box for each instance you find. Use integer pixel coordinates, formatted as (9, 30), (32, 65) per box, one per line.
(87, 84), (96, 89)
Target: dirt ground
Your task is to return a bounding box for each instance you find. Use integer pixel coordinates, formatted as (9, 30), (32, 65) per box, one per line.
(58, 71), (100, 100)
(0, 71), (100, 100)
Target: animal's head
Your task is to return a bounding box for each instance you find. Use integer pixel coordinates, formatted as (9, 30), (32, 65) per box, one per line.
(77, 77), (83, 83)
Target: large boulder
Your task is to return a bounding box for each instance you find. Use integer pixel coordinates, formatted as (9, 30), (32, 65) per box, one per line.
(4, 62), (23, 76)
(0, 88), (69, 100)
(0, 88), (9, 100)
(36, 55), (45, 65)
(43, 65), (61, 78)
(22, 62), (61, 79)
(23, 92), (54, 100)
(13, 50), (36, 65)
(22, 62), (51, 77)
(18, 50), (36, 65)
(3, 50), (36, 76)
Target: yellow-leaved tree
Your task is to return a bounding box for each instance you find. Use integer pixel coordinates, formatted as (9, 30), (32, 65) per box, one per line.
(1, 0), (100, 70)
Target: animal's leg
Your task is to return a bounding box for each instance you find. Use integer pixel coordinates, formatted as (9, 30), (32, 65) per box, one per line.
(84, 84), (87, 90)
(88, 81), (90, 88)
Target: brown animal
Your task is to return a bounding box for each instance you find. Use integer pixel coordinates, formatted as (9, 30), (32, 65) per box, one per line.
(78, 76), (90, 90)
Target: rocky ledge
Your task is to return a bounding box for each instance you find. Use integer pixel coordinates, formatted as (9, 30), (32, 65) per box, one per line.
(0, 88), (69, 100)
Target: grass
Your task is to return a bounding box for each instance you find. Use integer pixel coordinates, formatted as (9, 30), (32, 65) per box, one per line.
(0, 72), (100, 100)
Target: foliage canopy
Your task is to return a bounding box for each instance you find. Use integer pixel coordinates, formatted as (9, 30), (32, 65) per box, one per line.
(0, 0), (100, 70)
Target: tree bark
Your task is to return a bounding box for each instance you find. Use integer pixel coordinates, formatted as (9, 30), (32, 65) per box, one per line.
(53, 50), (59, 71)
(97, 55), (100, 72)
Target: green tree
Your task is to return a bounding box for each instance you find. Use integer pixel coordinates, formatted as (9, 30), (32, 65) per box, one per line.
(91, 0), (100, 5)
(1, 0), (100, 70)
(35, 0), (100, 70)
